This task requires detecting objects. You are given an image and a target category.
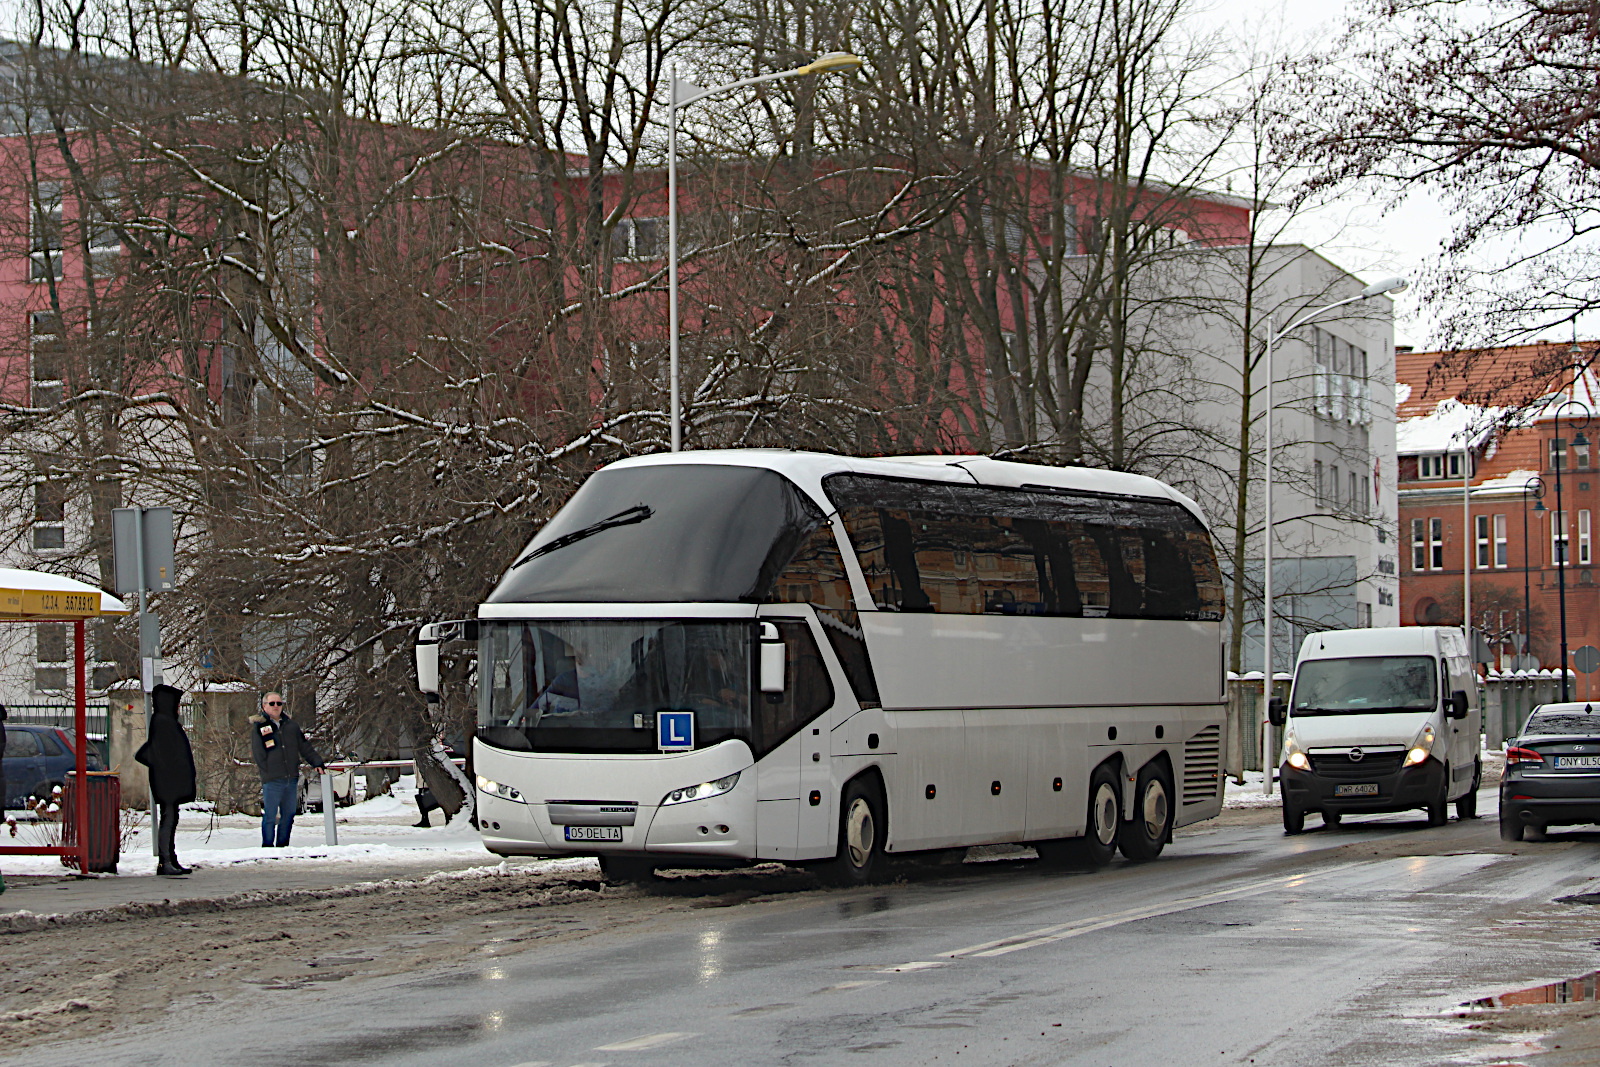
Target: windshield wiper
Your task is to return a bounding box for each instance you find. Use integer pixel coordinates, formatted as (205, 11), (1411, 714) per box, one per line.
(510, 504), (653, 569)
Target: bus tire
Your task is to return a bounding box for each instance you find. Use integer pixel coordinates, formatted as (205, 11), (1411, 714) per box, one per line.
(1070, 762), (1123, 868)
(1118, 762), (1173, 863)
(599, 855), (658, 884)
(819, 776), (888, 886)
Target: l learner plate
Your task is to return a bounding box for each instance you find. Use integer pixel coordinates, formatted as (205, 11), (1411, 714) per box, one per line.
(564, 826), (623, 842)
(1333, 783), (1379, 797)
(1554, 755), (1600, 769)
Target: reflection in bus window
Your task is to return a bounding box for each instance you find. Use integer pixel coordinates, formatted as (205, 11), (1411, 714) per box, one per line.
(825, 474), (1222, 621)
(754, 622), (834, 751)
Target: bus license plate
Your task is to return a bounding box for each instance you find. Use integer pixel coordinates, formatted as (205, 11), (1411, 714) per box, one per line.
(1555, 756), (1600, 769)
(564, 826), (623, 842)
(1333, 783), (1379, 797)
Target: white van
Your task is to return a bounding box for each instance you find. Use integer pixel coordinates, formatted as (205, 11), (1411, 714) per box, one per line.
(1269, 627), (1481, 834)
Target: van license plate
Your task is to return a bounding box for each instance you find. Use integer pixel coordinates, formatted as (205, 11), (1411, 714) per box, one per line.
(1333, 783), (1379, 797)
(1554, 756), (1600, 769)
(564, 826), (623, 842)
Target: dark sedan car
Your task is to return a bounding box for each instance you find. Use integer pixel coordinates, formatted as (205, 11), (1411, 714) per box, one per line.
(1501, 702), (1600, 841)
(2, 725), (106, 810)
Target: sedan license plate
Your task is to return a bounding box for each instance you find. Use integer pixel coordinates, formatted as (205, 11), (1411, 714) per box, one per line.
(1554, 755), (1600, 769)
(564, 825), (622, 842)
(1333, 783), (1379, 797)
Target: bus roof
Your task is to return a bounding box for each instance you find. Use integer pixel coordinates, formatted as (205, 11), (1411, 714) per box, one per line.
(601, 450), (1211, 528)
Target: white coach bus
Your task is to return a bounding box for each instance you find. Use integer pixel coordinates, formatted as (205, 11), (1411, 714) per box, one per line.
(416, 451), (1226, 884)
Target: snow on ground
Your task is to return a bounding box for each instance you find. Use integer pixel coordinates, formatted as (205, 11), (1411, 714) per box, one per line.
(1224, 770), (1282, 808)
(1, 774), (496, 878)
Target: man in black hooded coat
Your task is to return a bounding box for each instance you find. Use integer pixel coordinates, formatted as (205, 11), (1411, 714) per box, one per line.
(135, 684), (196, 876)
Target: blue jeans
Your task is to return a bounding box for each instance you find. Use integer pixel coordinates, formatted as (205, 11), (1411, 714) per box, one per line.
(261, 777), (299, 847)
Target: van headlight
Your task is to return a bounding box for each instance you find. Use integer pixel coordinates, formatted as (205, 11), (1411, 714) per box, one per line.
(661, 772), (740, 806)
(1403, 725), (1436, 767)
(476, 774), (527, 804)
(1282, 734), (1310, 772)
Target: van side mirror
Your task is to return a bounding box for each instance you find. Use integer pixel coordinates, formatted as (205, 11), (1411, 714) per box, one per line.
(759, 621), (786, 694)
(1449, 689), (1470, 719)
(1267, 696), (1287, 728)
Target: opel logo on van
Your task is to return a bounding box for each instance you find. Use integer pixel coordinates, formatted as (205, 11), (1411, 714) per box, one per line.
(1349, 747), (1365, 762)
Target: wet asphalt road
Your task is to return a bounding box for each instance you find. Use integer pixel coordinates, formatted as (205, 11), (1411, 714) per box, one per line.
(22, 789), (1600, 1067)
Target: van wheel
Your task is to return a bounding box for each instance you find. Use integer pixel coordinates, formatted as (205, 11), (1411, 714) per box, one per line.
(817, 776), (888, 886)
(1427, 770), (1450, 826)
(1498, 809), (1524, 842)
(1322, 810), (1342, 828)
(1118, 764), (1173, 863)
(1455, 760), (1481, 820)
(598, 855), (658, 884)
(1283, 802), (1305, 835)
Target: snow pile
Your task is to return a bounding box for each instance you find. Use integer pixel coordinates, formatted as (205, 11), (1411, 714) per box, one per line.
(0, 774), (492, 878)
(1224, 770), (1282, 809)
(1396, 398), (1508, 455)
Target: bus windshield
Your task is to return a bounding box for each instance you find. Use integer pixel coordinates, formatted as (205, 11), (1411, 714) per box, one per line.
(1291, 655), (1438, 715)
(487, 464), (825, 603)
(478, 620), (752, 753)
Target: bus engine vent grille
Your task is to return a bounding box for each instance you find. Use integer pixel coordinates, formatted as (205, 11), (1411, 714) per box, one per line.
(1182, 724), (1221, 806)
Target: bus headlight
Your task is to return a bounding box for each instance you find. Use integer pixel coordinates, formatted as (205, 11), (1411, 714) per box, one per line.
(1403, 725), (1436, 767)
(1282, 734), (1310, 772)
(476, 774), (527, 804)
(661, 772), (740, 806)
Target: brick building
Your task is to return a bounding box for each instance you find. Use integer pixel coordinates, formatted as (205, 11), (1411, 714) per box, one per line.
(1397, 342), (1600, 671)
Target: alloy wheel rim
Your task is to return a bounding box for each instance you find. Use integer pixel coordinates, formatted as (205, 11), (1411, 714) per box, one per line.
(1093, 782), (1118, 845)
(1142, 779), (1169, 838)
(846, 797), (875, 866)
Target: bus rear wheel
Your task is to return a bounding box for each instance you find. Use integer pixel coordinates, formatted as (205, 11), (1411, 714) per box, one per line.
(817, 776), (888, 886)
(1045, 763), (1122, 868)
(1117, 764), (1172, 863)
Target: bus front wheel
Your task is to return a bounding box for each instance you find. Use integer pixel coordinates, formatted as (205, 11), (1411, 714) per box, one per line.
(599, 855), (658, 884)
(818, 777), (888, 886)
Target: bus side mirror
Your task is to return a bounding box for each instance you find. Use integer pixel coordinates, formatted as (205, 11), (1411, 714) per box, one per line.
(1450, 689), (1470, 719)
(1267, 696), (1287, 728)
(416, 631), (441, 704)
(759, 622), (786, 694)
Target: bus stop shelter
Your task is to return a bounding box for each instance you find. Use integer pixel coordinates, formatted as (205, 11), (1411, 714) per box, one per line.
(0, 567), (128, 871)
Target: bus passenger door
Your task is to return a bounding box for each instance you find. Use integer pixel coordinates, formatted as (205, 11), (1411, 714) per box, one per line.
(757, 613), (843, 861)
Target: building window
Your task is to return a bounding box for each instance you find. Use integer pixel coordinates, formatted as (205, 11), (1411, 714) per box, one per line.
(1494, 514), (1509, 567)
(30, 181), (62, 282)
(1361, 475), (1370, 516)
(1475, 515), (1490, 568)
(33, 479), (65, 551)
(1582, 509), (1592, 566)
(1412, 519), (1427, 571)
(31, 310), (63, 407)
(1314, 460), (1323, 507)
(1349, 471), (1358, 512)
(614, 216), (666, 261)
(34, 667), (67, 691)
(1430, 517), (1445, 570)
(1580, 438), (1593, 470)
(1356, 602), (1372, 628)
(1554, 510), (1570, 565)
(36, 621), (66, 662)
(1330, 464), (1340, 508)
(1551, 438), (1569, 471)
(1447, 452), (1465, 479)
(1418, 454), (1444, 480)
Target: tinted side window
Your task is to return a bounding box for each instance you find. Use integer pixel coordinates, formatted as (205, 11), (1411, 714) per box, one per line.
(7, 731), (41, 758)
(817, 608), (881, 707)
(753, 621), (834, 756)
(826, 474), (1222, 621)
(37, 731), (64, 756)
(766, 521), (854, 611)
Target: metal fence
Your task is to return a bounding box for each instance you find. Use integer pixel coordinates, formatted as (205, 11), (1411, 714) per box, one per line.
(6, 702), (109, 739)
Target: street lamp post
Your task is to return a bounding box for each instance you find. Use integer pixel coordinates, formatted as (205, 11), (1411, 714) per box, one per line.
(667, 51), (863, 452)
(1551, 398), (1591, 700)
(1523, 476), (1545, 663)
(1260, 276), (1408, 795)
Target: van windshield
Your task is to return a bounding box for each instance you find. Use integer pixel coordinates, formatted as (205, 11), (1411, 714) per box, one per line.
(1291, 655), (1437, 715)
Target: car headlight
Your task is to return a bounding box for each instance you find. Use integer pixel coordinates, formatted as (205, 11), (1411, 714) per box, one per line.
(476, 774), (527, 804)
(1403, 724), (1436, 767)
(661, 771), (740, 806)
(1283, 734), (1310, 772)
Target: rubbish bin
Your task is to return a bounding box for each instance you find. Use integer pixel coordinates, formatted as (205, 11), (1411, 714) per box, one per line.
(62, 771), (122, 874)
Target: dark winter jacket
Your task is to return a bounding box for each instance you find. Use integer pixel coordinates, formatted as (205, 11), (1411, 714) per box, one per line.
(135, 684), (196, 805)
(249, 710), (323, 782)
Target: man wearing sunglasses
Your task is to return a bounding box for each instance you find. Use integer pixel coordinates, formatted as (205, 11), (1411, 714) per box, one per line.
(249, 692), (325, 848)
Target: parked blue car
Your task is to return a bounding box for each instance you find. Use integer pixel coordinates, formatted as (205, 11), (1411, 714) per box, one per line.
(3, 725), (106, 810)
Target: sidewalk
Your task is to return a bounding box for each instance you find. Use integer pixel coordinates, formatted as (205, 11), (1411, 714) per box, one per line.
(0, 775), (534, 921)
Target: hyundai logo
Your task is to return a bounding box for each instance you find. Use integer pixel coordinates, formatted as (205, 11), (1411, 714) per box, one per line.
(1349, 747), (1365, 762)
